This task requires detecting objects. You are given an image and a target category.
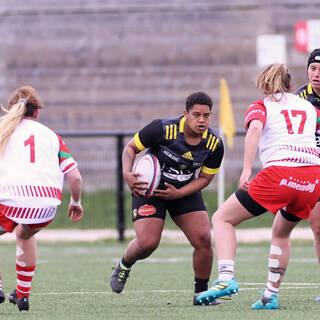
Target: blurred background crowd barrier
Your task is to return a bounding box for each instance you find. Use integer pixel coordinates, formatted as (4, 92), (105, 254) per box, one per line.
(1, 0), (319, 236)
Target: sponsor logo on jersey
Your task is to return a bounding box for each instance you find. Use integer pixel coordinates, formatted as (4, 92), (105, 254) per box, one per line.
(245, 108), (265, 122)
(162, 150), (180, 162)
(279, 178), (318, 193)
(138, 205), (157, 216)
(182, 151), (193, 160)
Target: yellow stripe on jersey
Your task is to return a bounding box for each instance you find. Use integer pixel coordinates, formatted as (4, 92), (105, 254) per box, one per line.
(206, 134), (220, 151)
(201, 166), (219, 174)
(134, 132), (146, 151)
(165, 125), (169, 139)
(303, 90), (307, 100)
(211, 138), (219, 151)
(179, 117), (186, 133)
(206, 134), (212, 148)
(209, 136), (217, 150)
(307, 83), (313, 95)
(202, 129), (208, 139)
(165, 124), (177, 140)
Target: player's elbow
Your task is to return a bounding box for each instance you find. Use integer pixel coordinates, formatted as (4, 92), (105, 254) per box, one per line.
(66, 168), (83, 187)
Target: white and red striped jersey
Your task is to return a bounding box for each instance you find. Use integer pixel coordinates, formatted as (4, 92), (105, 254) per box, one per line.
(0, 119), (77, 224)
(245, 92), (320, 168)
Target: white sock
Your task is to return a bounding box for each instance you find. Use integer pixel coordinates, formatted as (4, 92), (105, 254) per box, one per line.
(263, 282), (279, 297)
(218, 259), (234, 281)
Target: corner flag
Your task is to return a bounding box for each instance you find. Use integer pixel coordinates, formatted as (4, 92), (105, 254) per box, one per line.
(219, 78), (235, 148)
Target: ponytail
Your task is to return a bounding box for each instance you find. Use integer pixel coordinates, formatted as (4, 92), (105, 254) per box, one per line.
(0, 85), (43, 156)
(0, 100), (27, 155)
(256, 64), (291, 101)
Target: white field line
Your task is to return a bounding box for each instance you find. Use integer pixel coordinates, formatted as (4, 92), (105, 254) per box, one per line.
(31, 283), (320, 296)
(111, 257), (318, 263)
(0, 227), (314, 243)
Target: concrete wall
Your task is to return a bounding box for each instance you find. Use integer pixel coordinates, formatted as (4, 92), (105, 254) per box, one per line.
(0, 0), (319, 189)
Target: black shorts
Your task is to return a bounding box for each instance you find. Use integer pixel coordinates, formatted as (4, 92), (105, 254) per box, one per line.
(131, 191), (207, 222)
(235, 189), (267, 216)
(235, 189), (302, 222)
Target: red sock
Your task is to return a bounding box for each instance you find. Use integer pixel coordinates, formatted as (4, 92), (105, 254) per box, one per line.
(16, 263), (35, 298)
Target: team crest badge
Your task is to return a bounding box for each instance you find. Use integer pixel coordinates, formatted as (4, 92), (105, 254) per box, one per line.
(132, 208), (138, 219)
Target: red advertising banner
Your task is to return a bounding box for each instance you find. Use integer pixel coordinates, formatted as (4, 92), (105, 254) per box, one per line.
(294, 21), (308, 52)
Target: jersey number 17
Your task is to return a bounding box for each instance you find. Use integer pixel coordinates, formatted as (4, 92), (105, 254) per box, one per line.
(280, 109), (306, 134)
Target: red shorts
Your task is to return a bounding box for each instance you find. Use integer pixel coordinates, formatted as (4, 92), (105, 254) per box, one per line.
(248, 165), (320, 220)
(0, 212), (52, 233)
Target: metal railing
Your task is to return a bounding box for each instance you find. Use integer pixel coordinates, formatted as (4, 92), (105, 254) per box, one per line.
(59, 129), (246, 241)
(59, 130), (135, 241)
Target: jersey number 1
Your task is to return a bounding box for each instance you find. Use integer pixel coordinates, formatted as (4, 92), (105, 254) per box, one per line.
(24, 135), (35, 163)
(280, 109), (306, 134)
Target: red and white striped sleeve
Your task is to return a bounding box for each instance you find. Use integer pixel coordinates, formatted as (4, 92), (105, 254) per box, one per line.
(57, 135), (78, 174)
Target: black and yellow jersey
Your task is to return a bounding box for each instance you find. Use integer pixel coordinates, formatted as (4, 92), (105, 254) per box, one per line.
(296, 83), (320, 109)
(134, 116), (224, 188)
(296, 83), (320, 151)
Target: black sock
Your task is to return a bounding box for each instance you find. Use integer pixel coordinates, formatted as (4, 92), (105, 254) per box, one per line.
(121, 256), (134, 269)
(194, 277), (209, 294)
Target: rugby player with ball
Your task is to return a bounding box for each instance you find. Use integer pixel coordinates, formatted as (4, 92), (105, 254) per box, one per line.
(109, 92), (224, 305)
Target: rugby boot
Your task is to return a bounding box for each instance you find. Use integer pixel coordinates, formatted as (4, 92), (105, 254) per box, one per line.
(196, 278), (238, 305)
(193, 291), (223, 306)
(110, 262), (131, 293)
(252, 294), (278, 310)
(0, 289), (5, 304)
(8, 289), (29, 312)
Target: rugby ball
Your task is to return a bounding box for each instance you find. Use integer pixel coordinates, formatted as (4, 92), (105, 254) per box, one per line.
(133, 154), (161, 197)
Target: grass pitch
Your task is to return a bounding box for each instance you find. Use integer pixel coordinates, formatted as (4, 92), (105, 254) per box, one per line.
(0, 240), (319, 319)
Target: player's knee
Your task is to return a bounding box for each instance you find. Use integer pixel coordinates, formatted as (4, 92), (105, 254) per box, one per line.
(16, 226), (31, 240)
(192, 231), (212, 250)
(272, 225), (287, 238)
(310, 222), (320, 237)
(137, 237), (159, 254)
(212, 211), (223, 226)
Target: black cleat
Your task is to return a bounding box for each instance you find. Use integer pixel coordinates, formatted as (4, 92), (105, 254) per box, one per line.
(0, 289), (5, 304)
(110, 262), (131, 293)
(8, 289), (29, 312)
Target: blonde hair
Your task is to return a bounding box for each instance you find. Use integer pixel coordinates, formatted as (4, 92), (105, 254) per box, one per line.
(255, 64), (291, 101)
(0, 86), (44, 155)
